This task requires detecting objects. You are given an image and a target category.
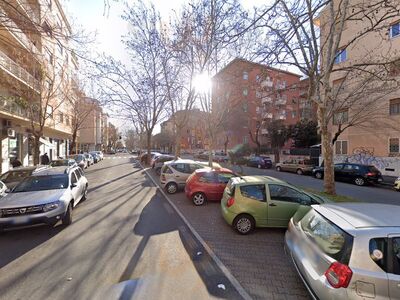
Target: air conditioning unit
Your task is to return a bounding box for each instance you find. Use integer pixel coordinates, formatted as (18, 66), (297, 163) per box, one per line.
(7, 128), (15, 138)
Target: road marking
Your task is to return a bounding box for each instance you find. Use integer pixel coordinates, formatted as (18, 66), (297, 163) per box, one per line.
(139, 161), (252, 300)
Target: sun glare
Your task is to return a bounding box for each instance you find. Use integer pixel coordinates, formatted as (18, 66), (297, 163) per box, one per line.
(193, 73), (212, 94)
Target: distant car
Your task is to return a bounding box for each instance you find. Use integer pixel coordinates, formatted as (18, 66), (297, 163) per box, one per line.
(285, 203), (400, 300)
(90, 152), (100, 163)
(0, 166), (88, 230)
(276, 159), (314, 175)
(220, 176), (326, 234)
(84, 153), (94, 166)
(140, 152), (160, 164)
(107, 150), (116, 155)
(70, 154), (88, 169)
(247, 156), (272, 169)
(312, 163), (383, 186)
(0, 166), (49, 191)
(185, 168), (236, 205)
(160, 159), (212, 194)
(153, 155), (176, 175)
(94, 151), (104, 160)
(394, 177), (400, 191)
(213, 152), (229, 163)
(50, 159), (77, 168)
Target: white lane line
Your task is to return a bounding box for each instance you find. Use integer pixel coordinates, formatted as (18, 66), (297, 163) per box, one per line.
(140, 162), (252, 300)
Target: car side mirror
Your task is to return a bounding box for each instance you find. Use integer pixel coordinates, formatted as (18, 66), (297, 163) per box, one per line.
(71, 183), (77, 189)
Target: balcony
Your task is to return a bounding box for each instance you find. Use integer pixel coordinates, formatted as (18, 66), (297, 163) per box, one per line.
(261, 80), (273, 88)
(262, 97), (273, 104)
(0, 49), (40, 92)
(0, 6), (40, 55)
(263, 112), (273, 119)
(17, 0), (40, 25)
(0, 96), (39, 121)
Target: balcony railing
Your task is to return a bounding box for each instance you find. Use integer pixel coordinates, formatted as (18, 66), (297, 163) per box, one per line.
(0, 96), (39, 121)
(0, 49), (40, 91)
(0, 6), (40, 55)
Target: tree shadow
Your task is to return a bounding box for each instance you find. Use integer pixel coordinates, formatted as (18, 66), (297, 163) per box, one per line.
(116, 191), (241, 299)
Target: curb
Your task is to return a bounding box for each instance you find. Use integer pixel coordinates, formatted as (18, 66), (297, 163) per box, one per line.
(138, 161), (252, 300)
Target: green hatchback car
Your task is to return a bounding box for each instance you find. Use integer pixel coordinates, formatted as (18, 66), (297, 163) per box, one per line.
(221, 176), (327, 234)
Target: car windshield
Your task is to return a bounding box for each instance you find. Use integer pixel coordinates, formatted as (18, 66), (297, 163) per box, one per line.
(50, 160), (68, 167)
(13, 175), (69, 192)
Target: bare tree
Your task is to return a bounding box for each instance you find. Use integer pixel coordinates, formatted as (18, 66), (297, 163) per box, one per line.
(250, 0), (400, 194)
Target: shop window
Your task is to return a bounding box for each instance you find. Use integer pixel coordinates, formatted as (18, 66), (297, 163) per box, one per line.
(389, 138), (399, 153)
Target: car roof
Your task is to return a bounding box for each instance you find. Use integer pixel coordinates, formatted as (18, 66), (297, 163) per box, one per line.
(314, 203), (400, 229)
(195, 167), (233, 174)
(33, 166), (76, 176)
(231, 175), (287, 185)
(164, 159), (196, 164)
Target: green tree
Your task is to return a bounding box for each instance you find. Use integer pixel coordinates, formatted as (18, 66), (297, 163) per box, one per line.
(268, 120), (290, 163)
(290, 120), (320, 148)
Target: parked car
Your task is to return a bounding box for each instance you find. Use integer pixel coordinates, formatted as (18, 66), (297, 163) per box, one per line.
(140, 152), (160, 164)
(213, 151), (229, 163)
(312, 163), (383, 186)
(394, 177), (400, 191)
(247, 156), (273, 169)
(0, 166), (88, 230)
(220, 176), (327, 234)
(84, 153), (94, 166)
(276, 159), (314, 175)
(285, 202), (400, 300)
(153, 155), (176, 175)
(185, 168), (236, 205)
(50, 158), (77, 168)
(90, 152), (100, 163)
(70, 154), (88, 169)
(94, 151), (104, 160)
(160, 159), (215, 194)
(0, 165), (49, 191)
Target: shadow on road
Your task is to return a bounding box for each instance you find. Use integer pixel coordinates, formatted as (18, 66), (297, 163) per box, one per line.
(88, 169), (143, 193)
(117, 192), (240, 299)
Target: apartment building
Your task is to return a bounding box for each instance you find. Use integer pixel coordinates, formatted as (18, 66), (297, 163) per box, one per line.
(0, 0), (78, 172)
(159, 109), (209, 152)
(77, 98), (108, 152)
(212, 58), (303, 150)
(318, 1), (400, 175)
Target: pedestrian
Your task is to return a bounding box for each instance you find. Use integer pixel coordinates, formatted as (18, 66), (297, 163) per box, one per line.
(41, 153), (50, 165)
(10, 158), (22, 168)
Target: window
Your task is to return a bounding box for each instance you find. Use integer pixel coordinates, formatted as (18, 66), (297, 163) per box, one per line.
(389, 138), (399, 153)
(243, 136), (248, 144)
(162, 165), (173, 174)
(334, 49), (347, 64)
(393, 237), (400, 275)
(269, 184), (312, 204)
(46, 105), (53, 119)
(239, 184), (266, 202)
(71, 173), (77, 185)
(190, 164), (202, 173)
(300, 209), (353, 264)
(390, 22), (400, 38)
(256, 91), (261, 98)
(199, 172), (216, 183)
(242, 103), (248, 113)
(369, 238), (388, 272)
(217, 173), (235, 184)
(333, 110), (348, 125)
(243, 72), (248, 80)
(59, 112), (64, 123)
(243, 88), (248, 96)
(334, 164), (344, 171)
(172, 163), (186, 173)
(65, 115), (70, 126)
(74, 170), (81, 180)
(390, 99), (400, 115)
(291, 111), (297, 118)
(335, 141), (348, 155)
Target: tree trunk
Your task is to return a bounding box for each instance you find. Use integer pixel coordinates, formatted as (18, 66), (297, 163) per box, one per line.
(69, 130), (77, 154)
(319, 107), (336, 195)
(175, 128), (181, 159)
(33, 136), (40, 165)
(208, 136), (214, 168)
(224, 135), (229, 154)
(146, 131), (152, 165)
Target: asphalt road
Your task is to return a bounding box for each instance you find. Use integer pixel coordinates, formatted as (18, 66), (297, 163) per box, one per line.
(230, 165), (400, 205)
(0, 155), (242, 300)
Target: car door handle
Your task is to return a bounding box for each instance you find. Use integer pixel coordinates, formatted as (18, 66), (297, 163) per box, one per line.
(269, 203), (277, 207)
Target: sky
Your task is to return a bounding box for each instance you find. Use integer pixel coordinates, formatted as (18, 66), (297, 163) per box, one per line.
(62, 0), (266, 133)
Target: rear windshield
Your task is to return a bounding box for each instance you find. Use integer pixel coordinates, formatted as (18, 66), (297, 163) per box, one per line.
(368, 166), (380, 173)
(161, 165), (173, 174)
(300, 209), (353, 264)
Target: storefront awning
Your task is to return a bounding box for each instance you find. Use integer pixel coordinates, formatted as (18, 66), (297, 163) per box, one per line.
(39, 137), (56, 149)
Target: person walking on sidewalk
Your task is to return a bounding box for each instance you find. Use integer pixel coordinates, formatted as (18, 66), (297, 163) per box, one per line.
(41, 153), (50, 165)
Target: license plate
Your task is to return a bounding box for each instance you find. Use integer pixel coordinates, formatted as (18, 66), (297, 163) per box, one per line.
(13, 216), (29, 225)
(378, 178), (383, 182)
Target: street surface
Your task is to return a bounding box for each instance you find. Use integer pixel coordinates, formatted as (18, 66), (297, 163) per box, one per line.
(0, 155), (241, 300)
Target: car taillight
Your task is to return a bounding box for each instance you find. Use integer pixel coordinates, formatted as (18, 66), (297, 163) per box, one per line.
(161, 175), (166, 181)
(324, 262), (352, 288)
(227, 197), (235, 207)
(366, 172), (374, 177)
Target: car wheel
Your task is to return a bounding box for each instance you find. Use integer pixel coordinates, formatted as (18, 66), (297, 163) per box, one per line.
(192, 192), (206, 206)
(315, 172), (323, 179)
(233, 214), (255, 235)
(166, 182), (178, 194)
(354, 177), (366, 186)
(296, 169), (303, 175)
(62, 203), (73, 226)
(276, 166), (281, 172)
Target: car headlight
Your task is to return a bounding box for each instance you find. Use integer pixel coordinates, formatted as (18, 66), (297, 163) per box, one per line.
(43, 201), (61, 212)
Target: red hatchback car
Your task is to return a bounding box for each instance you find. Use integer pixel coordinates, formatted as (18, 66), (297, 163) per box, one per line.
(185, 168), (237, 206)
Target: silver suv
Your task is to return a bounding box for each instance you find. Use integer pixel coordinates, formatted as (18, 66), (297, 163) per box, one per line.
(285, 203), (400, 299)
(0, 166), (88, 230)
